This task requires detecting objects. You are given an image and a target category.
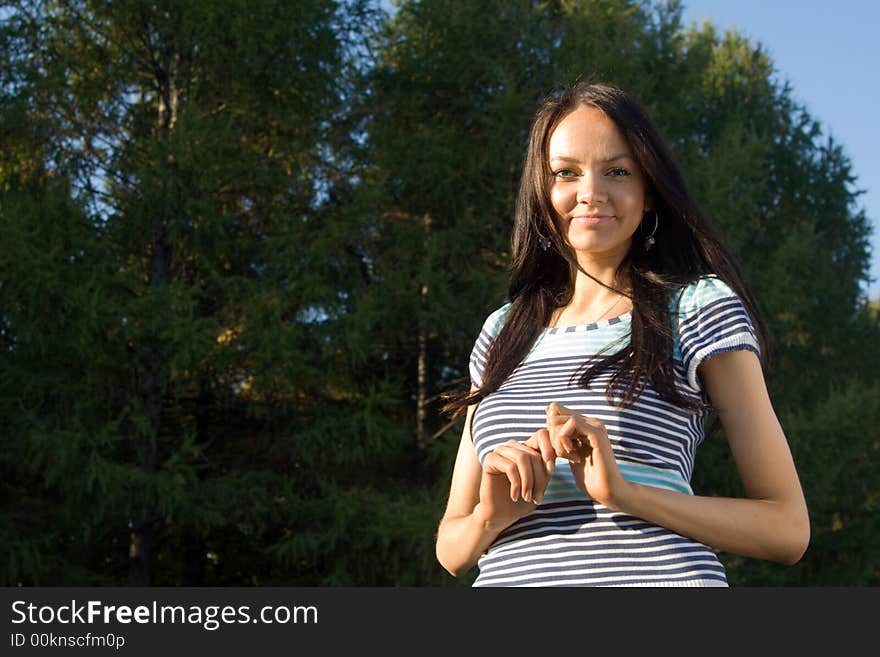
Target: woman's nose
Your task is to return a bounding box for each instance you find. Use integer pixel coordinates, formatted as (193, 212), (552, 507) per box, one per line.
(576, 174), (607, 205)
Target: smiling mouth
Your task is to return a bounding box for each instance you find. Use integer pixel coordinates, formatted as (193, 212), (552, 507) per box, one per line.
(571, 215), (614, 225)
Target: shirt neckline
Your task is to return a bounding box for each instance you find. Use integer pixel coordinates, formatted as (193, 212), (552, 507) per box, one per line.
(542, 311), (632, 334)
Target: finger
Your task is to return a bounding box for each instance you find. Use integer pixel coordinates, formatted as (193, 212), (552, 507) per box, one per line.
(483, 451), (521, 501)
(546, 409), (597, 461)
(544, 417), (571, 459)
(554, 416), (579, 457)
(529, 452), (548, 505)
(545, 412), (568, 437)
(516, 440), (550, 503)
(509, 441), (536, 502)
(564, 417), (595, 462)
(546, 406), (575, 428)
(518, 444), (538, 503)
(568, 415), (605, 448)
(546, 401), (574, 419)
(496, 442), (534, 502)
(523, 433), (555, 481)
(580, 422), (607, 465)
(576, 414), (608, 442)
(566, 418), (600, 462)
(533, 428), (556, 475)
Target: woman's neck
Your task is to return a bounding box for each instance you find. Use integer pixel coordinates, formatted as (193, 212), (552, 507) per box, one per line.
(571, 254), (629, 300)
(548, 264), (631, 328)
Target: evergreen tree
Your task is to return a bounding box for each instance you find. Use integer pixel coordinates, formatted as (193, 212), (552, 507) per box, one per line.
(0, 0), (376, 585)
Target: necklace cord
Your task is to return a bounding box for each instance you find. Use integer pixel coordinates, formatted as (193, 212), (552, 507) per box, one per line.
(550, 295), (624, 329)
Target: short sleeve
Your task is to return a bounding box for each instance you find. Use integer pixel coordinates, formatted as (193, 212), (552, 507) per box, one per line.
(673, 276), (761, 392)
(469, 303), (511, 389)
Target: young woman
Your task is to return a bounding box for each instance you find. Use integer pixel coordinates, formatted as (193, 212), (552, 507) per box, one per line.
(436, 82), (810, 586)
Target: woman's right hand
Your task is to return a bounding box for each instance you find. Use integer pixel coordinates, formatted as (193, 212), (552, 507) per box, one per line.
(476, 429), (556, 527)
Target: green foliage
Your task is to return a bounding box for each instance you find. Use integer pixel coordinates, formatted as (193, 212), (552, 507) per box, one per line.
(0, 0), (877, 586)
(786, 383), (880, 585)
(696, 382), (880, 585)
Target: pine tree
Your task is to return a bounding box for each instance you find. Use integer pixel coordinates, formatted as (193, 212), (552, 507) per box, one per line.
(0, 0), (372, 585)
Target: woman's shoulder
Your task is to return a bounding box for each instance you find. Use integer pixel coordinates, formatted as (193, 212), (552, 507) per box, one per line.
(469, 302), (512, 388)
(477, 302), (513, 340)
(672, 275), (741, 314)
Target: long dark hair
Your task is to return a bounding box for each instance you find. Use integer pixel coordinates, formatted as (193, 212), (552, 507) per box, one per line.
(443, 82), (770, 421)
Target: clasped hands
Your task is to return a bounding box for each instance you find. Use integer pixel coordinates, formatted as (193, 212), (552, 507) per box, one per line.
(479, 403), (626, 525)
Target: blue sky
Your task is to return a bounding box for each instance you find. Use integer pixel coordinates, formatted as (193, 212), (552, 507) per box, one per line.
(679, 0), (880, 299)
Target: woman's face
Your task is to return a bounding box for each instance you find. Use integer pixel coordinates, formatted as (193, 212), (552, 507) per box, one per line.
(547, 104), (649, 265)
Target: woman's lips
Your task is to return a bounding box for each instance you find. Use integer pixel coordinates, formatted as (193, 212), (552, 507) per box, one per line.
(571, 215), (614, 226)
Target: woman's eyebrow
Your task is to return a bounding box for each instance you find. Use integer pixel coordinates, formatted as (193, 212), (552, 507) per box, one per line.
(549, 153), (634, 163)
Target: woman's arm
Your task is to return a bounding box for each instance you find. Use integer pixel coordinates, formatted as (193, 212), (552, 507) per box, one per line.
(622, 349), (809, 563)
(542, 350), (810, 565)
(436, 402), (555, 577)
(434, 407), (505, 578)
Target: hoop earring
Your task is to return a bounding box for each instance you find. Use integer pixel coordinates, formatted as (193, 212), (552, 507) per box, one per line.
(642, 211), (658, 251)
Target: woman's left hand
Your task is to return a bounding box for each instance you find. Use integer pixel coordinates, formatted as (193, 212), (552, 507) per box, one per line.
(537, 402), (630, 510)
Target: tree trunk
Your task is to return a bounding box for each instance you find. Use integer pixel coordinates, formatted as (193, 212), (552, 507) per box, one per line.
(183, 379), (211, 585)
(129, 43), (178, 586)
(416, 214), (431, 450)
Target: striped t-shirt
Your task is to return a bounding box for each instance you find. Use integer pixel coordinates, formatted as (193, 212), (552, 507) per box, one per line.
(468, 276), (760, 587)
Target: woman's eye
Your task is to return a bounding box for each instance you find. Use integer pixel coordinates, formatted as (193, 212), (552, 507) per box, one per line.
(553, 169), (578, 179)
(607, 167), (630, 177)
